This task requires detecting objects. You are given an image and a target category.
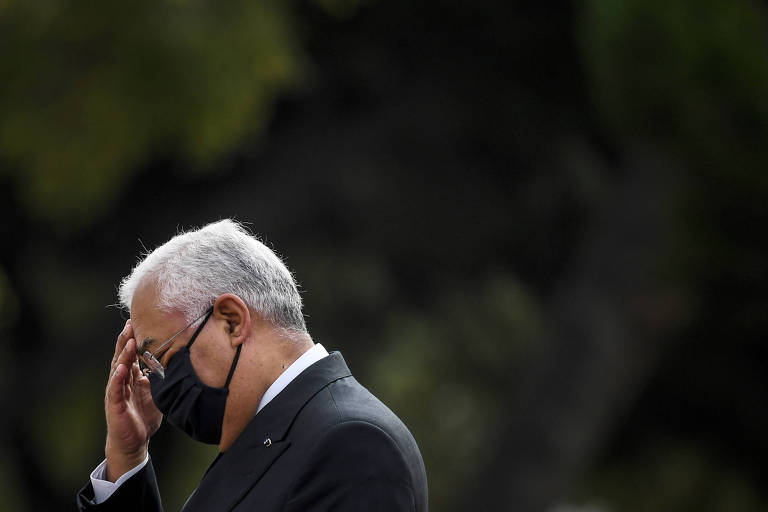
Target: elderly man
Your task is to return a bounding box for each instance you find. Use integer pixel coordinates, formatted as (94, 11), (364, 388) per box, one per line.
(77, 220), (428, 511)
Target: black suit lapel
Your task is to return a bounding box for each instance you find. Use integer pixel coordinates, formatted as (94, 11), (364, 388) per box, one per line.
(181, 352), (352, 512)
(181, 438), (291, 512)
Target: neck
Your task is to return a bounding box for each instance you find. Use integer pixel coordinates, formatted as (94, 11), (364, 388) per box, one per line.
(218, 326), (313, 452)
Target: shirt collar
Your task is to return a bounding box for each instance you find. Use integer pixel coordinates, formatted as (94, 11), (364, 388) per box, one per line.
(256, 343), (329, 414)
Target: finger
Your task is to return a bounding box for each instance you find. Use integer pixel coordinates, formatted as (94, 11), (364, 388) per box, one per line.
(111, 320), (133, 370)
(107, 363), (127, 407)
(136, 373), (150, 392)
(136, 374), (154, 409)
(135, 375), (162, 434)
(116, 338), (137, 370)
(131, 360), (141, 387)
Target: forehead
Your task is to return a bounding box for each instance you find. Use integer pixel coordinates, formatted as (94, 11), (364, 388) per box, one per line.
(130, 279), (185, 348)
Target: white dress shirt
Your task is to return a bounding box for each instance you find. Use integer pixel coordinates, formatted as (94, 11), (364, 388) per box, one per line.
(90, 343), (329, 504)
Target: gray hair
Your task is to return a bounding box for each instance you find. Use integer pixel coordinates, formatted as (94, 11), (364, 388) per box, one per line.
(118, 219), (307, 333)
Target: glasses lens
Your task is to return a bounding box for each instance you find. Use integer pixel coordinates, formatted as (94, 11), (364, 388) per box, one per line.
(140, 351), (165, 379)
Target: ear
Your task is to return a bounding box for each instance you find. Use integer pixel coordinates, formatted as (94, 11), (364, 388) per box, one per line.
(212, 294), (251, 347)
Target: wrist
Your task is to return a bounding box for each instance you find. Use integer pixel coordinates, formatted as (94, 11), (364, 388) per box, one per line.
(105, 444), (148, 482)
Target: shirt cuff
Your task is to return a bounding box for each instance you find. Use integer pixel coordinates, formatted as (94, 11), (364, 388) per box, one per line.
(89, 454), (150, 504)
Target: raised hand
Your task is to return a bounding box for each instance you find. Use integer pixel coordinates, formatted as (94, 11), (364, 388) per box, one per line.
(104, 321), (163, 482)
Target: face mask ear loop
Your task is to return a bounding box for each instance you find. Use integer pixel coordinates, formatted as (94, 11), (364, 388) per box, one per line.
(224, 344), (242, 388)
(186, 307), (214, 350)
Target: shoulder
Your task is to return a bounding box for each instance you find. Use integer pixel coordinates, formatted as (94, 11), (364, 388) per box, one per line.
(284, 420), (418, 511)
(303, 378), (427, 489)
(293, 376), (419, 462)
(326, 376), (407, 429)
(313, 419), (411, 474)
(283, 373), (429, 511)
(328, 377), (421, 450)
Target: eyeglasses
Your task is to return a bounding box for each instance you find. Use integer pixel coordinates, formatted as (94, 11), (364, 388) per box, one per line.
(139, 307), (213, 379)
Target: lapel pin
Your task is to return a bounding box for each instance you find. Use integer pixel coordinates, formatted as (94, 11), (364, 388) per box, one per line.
(263, 437), (272, 447)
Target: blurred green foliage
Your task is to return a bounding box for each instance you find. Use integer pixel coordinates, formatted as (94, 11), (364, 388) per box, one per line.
(582, 443), (762, 511)
(580, 0), (768, 188)
(31, 375), (104, 491)
(0, 0), (304, 228)
(369, 276), (543, 509)
(310, 0), (368, 19)
(0, 266), (18, 329)
(161, 438), (218, 512)
(1, 0), (767, 510)
(577, 0), (768, 508)
(0, 457), (28, 511)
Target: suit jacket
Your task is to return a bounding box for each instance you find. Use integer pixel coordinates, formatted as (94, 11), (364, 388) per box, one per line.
(77, 352), (428, 511)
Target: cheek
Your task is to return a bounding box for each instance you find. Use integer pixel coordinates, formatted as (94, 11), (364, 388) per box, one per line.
(189, 342), (230, 388)
(160, 346), (183, 367)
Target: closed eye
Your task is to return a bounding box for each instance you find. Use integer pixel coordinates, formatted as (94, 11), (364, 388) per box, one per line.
(139, 337), (157, 355)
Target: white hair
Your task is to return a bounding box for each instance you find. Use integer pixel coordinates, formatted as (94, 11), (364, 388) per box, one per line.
(118, 219), (307, 333)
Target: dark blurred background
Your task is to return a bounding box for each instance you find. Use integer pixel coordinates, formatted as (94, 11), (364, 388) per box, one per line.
(1, 0), (767, 510)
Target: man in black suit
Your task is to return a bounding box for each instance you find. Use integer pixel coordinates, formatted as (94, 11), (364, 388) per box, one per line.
(77, 220), (428, 511)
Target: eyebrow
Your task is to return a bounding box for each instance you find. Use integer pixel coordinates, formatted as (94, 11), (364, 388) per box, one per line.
(139, 337), (157, 355)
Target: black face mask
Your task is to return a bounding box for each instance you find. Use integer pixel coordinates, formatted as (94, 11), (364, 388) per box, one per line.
(148, 309), (242, 444)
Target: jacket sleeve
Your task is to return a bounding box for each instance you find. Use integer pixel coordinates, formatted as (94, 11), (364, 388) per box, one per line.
(76, 458), (163, 512)
(284, 420), (417, 512)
